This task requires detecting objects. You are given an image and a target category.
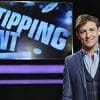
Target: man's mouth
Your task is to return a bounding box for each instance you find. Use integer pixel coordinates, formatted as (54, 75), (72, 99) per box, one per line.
(86, 38), (94, 43)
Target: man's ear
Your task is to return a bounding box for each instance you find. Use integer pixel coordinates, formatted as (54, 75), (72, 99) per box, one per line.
(76, 32), (81, 40)
(98, 27), (100, 36)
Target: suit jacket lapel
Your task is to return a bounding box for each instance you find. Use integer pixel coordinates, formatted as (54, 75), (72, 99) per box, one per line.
(75, 48), (100, 98)
(98, 48), (100, 97)
(76, 50), (87, 94)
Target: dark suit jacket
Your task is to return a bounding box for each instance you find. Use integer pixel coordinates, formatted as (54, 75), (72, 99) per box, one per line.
(62, 50), (100, 100)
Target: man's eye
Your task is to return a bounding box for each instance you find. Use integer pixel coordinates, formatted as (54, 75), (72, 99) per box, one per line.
(80, 31), (85, 34)
(90, 29), (95, 31)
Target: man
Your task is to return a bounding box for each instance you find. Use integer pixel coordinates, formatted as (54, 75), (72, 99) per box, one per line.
(62, 14), (100, 100)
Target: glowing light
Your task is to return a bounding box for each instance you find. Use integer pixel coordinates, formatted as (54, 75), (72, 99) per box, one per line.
(65, 10), (72, 17)
(24, 1), (35, 7)
(39, 5), (44, 8)
(0, 52), (32, 59)
(0, 65), (64, 74)
(41, 2), (58, 13)
(33, 48), (42, 55)
(65, 10), (72, 25)
(0, 79), (63, 84)
(10, 2), (16, 6)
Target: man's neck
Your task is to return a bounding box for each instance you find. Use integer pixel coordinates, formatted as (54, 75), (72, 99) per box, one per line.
(82, 44), (99, 60)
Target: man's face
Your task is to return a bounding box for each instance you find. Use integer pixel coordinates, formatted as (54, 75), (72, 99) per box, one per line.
(77, 21), (100, 50)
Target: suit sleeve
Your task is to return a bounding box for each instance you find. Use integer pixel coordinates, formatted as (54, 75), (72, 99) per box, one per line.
(62, 57), (73, 100)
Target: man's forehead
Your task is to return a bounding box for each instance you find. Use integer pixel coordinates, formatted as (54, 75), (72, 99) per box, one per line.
(79, 21), (97, 29)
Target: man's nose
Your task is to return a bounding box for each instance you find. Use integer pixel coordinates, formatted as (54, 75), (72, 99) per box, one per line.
(86, 31), (91, 38)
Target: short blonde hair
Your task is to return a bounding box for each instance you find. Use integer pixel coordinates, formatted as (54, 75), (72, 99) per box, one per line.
(75, 14), (99, 32)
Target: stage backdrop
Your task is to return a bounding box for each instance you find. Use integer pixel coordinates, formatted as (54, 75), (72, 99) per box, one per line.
(0, 1), (73, 64)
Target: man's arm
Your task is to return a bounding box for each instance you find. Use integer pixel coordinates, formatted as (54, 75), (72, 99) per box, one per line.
(62, 57), (73, 100)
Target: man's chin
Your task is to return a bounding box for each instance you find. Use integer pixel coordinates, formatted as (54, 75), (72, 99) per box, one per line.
(85, 44), (97, 50)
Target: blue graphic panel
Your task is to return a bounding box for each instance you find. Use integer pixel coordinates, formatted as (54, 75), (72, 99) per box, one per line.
(0, 1), (73, 61)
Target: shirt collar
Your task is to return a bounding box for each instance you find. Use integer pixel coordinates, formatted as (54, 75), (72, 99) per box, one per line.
(81, 47), (100, 56)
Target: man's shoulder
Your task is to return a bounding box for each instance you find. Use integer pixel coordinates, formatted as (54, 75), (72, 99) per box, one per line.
(65, 50), (81, 63)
